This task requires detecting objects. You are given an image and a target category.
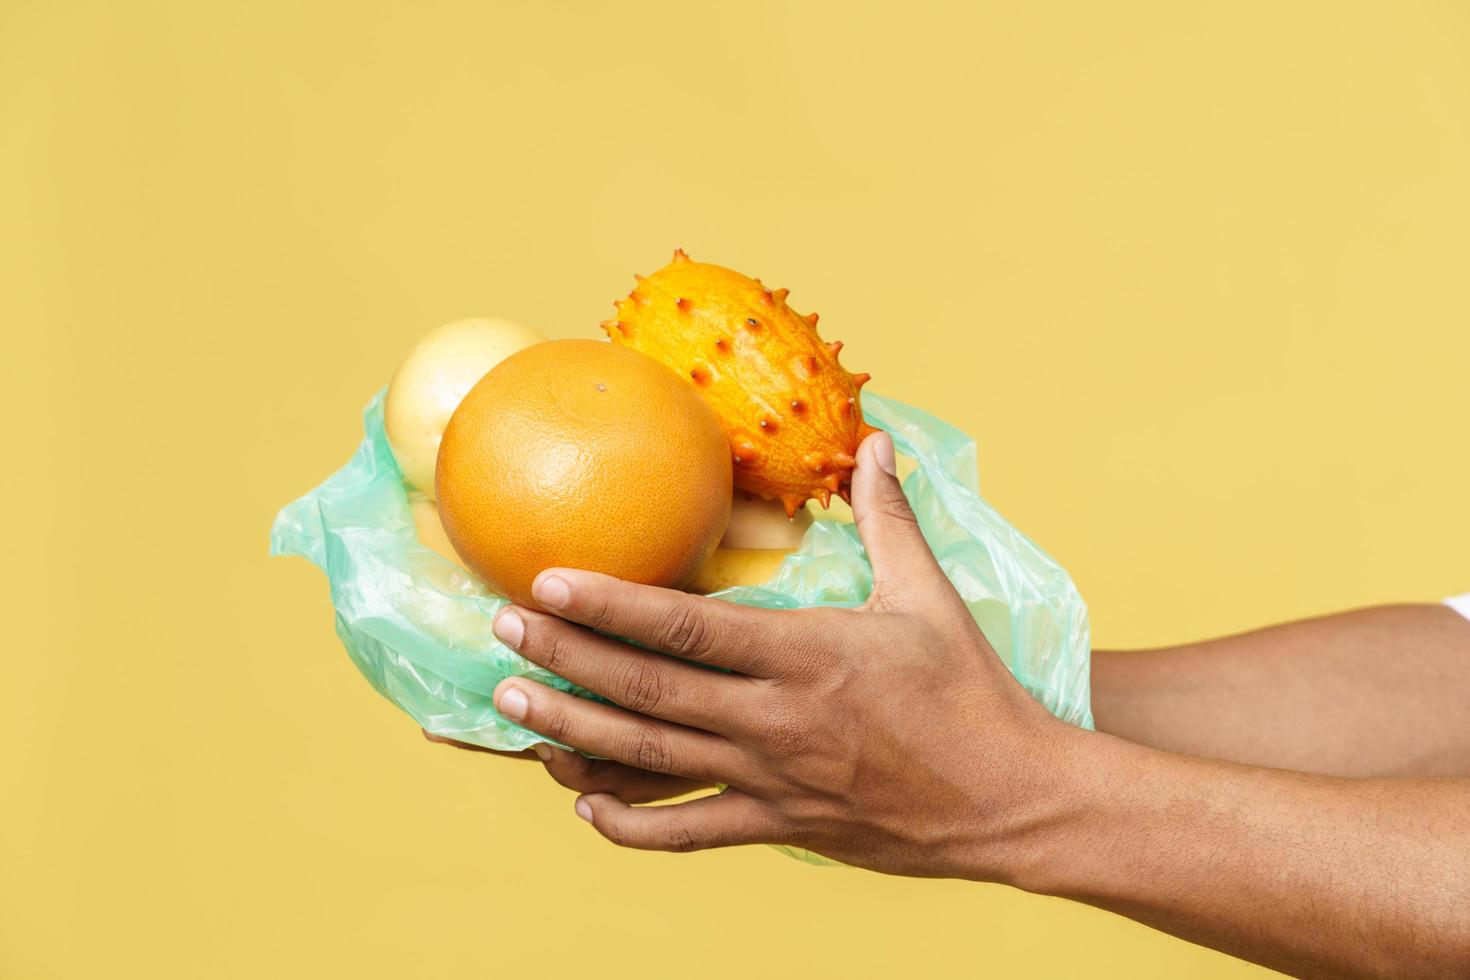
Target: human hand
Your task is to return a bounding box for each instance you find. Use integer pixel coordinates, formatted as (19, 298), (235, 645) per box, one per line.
(475, 431), (1081, 879)
(426, 439), (1470, 977)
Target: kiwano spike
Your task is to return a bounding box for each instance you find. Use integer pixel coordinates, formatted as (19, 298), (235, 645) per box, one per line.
(826, 339), (843, 358)
(833, 452), (856, 468)
(805, 312), (819, 326)
(772, 287), (790, 303)
(851, 372), (871, 388)
(836, 486), (851, 505)
(675, 297), (691, 311)
(600, 319), (621, 336)
(634, 273), (645, 283)
(673, 247), (690, 263)
(822, 473), (841, 492)
(780, 495), (804, 518)
(803, 451), (827, 473)
(815, 488), (831, 507)
(760, 288), (774, 306)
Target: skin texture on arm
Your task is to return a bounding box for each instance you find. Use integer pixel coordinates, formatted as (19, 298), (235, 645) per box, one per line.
(1031, 731), (1470, 979)
(1091, 605), (1470, 777)
(430, 433), (1470, 977)
(1035, 733), (1470, 979)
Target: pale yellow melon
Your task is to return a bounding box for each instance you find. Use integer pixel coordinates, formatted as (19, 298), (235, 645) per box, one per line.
(719, 490), (811, 549)
(408, 492), (467, 571)
(384, 317), (545, 497)
(685, 548), (792, 594)
(683, 492), (812, 592)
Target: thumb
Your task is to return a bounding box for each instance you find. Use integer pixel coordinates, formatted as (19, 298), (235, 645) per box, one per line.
(850, 431), (946, 608)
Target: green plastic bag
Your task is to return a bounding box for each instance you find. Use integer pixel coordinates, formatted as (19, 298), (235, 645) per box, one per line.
(270, 390), (1093, 752)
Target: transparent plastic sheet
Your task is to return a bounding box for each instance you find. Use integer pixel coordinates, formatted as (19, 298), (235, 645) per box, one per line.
(271, 389), (1092, 863)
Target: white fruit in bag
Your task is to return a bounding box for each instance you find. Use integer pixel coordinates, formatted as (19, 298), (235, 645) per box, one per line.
(384, 317), (545, 496)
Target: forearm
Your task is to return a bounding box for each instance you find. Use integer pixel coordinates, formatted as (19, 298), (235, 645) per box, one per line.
(1091, 604), (1470, 777)
(1003, 731), (1470, 979)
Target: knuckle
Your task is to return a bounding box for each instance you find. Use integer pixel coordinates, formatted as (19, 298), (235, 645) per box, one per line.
(662, 818), (702, 853)
(628, 724), (673, 774)
(855, 489), (919, 538)
(866, 585), (911, 614)
(771, 613), (838, 679)
(770, 720), (807, 759)
(759, 702), (808, 758)
(582, 590), (618, 633)
(537, 705), (572, 744)
(612, 658), (666, 714)
(578, 758), (622, 786)
(599, 816), (633, 847)
(545, 752), (595, 789)
(876, 488), (920, 527)
(534, 624), (567, 674)
(656, 604), (712, 660)
(545, 763), (585, 791)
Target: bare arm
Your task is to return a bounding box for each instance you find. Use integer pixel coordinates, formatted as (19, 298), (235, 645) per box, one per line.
(1092, 605), (1470, 777)
(1012, 729), (1470, 979)
(433, 434), (1470, 976)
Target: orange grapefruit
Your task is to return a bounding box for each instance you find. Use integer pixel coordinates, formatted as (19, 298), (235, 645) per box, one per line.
(435, 339), (732, 610)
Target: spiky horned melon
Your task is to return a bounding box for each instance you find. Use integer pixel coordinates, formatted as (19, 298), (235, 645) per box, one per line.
(603, 250), (878, 516)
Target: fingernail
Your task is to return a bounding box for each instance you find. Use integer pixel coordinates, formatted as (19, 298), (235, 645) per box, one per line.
(574, 797), (594, 823)
(871, 431), (897, 476)
(532, 743), (552, 762)
(497, 685), (529, 722)
(533, 573), (571, 609)
(493, 609), (524, 649)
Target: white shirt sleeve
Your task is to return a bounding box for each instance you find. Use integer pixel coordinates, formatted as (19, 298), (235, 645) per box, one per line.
(1445, 593), (1470, 620)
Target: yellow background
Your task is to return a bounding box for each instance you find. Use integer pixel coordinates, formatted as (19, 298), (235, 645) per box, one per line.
(4, 2), (1468, 977)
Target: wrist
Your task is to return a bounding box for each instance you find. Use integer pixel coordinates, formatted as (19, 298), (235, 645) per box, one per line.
(978, 723), (1144, 893)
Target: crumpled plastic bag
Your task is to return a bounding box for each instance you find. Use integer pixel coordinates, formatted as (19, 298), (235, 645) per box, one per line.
(270, 390), (1093, 753)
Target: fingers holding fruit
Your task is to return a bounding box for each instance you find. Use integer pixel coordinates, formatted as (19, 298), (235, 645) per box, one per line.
(381, 258), (929, 852)
(512, 429), (1063, 872)
(521, 569), (812, 678)
(491, 602), (767, 735)
(293, 254), (1078, 876)
(491, 677), (750, 786)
